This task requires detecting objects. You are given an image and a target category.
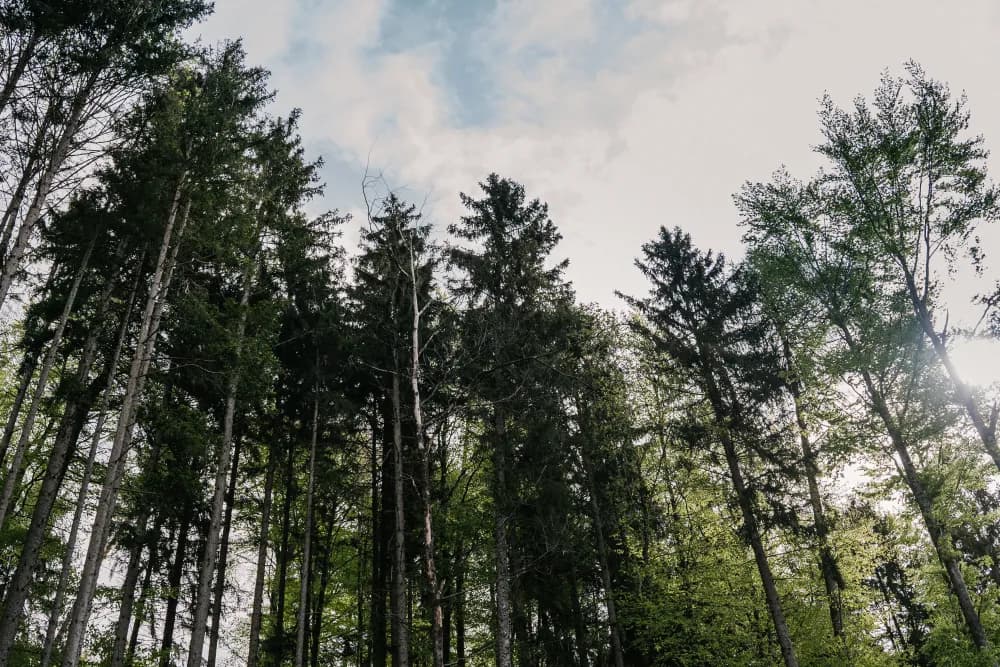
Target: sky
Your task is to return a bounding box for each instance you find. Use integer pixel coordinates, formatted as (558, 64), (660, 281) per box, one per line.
(190, 0), (1000, 385)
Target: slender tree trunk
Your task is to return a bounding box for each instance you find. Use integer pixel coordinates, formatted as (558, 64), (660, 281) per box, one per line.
(372, 410), (390, 667)
(493, 410), (514, 667)
(0, 30), (39, 112)
(188, 256), (254, 667)
(247, 446), (276, 667)
(779, 336), (844, 639)
(62, 184), (190, 667)
(295, 394), (320, 667)
(126, 554), (156, 664)
(902, 268), (1000, 471)
(161, 509), (192, 667)
(407, 245), (444, 667)
(110, 518), (154, 667)
(0, 348), (38, 470)
(36, 264), (140, 667)
(835, 320), (991, 651)
(456, 552), (466, 667)
(0, 234), (96, 531)
(0, 71), (99, 311)
(578, 443), (624, 667)
(0, 108), (50, 264)
(310, 519), (335, 667)
(271, 442), (296, 664)
(570, 566), (588, 667)
(207, 436), (244, 667)
(389, 371), (410, 667)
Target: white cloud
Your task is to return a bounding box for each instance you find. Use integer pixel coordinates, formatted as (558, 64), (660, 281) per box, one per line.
(198, 0), (1000, 319)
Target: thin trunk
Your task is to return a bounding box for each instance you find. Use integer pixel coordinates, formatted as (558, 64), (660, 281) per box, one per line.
(247, 446), (276, 667)
(0, 233), (96, 531)
(62, 184), (190, 667)
(0, 30), (39, 112)
(188, 256), (253, 667)
(578, 443), (624, 667)
(271, 441), (296, 663)
(493, 410), (513, 667)
(110, 524), (150, 667)
(390, 372), (410, 667)
(780, 336), (844, 639)
(719, 426), (799, 667)
(207, 436), (244, 667)
(903, 268), (1000, 471)
(570, 567), (588, 667)
(456, 552), (466, 667)
(0, 70), (99, 311)
(37, 264), (140, 667)
(126, 554), (156, 665)
(310, 519), (335, 667)
(295, 394), (320, 667)
(0, 349), (38, 470)
(836, 320), (991, 651)
(0, 108), (50, 264)
(161, 509), (192, 667)
(408, 244), (443, 667)
(371, 412), (389, 667)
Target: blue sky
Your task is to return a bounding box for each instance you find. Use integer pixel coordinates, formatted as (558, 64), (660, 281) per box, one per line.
(192, 0), (1000, 383)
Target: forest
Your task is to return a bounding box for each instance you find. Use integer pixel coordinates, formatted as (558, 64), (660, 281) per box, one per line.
(0, 1), (999, 666)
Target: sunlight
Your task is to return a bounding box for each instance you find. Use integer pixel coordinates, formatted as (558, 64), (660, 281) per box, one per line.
(950, 337), (1000, 389)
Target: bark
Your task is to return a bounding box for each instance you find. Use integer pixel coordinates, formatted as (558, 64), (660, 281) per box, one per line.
(0, 108), (50, 264)
(247, 446), (276, 667)
(187, 257), (254, 667)
(0, 233), (96, 531)
(408, 243), (444, 667)
(456, 552), (466, 667)
(310, 519), (335, 667)
(493, 409), (514, 667)
(62, 184), (190, 667)
(36, 264), (140, 667)
(295, 394), (320, 667)
(110, 521), (152, 667)
(389, 371), (410, 667)
(570, 567), (588, 667)
(126, 555), (156, 665)
(207, 436), (244, 667)
(270, 441), (296, 663)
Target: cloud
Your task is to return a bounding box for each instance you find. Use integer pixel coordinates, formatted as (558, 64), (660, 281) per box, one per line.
(193, 0), (1000, 318)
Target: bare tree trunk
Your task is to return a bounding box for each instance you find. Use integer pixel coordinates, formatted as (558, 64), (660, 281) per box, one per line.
(0, 348), (38, 470)
(188, 257), (253, 667)
(389, 372), (410, 667)
(126, 555), (156, 664)
(0, 109), (51, 263)
(456, 550), (466, 667)
(407, 242), (443, 667)
(62, 184), (189, 667)
(110, 515), (157, 667)
(36, 264), (140, 667)
(371, 411), (390, 667)
(0, 233), (96, 531)
(207, 436), (243, 667)
(310, 521), (335, 667)
(247, 447), (276, 667)
(295, 394), (320, 667)
(271, 442), (296, 663)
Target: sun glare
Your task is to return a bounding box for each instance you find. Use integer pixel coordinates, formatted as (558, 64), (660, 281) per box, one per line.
(951, 337), (1000, 389)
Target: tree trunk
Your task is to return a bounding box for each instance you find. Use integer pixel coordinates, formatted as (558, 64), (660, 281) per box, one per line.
(161, 509), (193, 667)
(835, 319), (992, 651)
(371, 410), (390, 667)
(0, 30), (39, 112)
(126, 553), (157, 665)
(0, 70), (99, 311)
(578, 443), (624, 667)
(207, 436), (244, 667)
(780, 336), (844, 639)
(188, 256), (254, 667)
(389, 372), (410, 667)
(0, 107), (51, 262)
(456, 553), (466, 667)
(110, 518), (154, 667)
(295, 394), (320, 667)
(35, 265), (140, 667)
(62, 183), (189, 667)
(310, 518), (335, 667)
(271, 442), (296, 664)
(493, 409), (514, 667)
(407, 245), (443, 667)
(247, 446), (276, 667)
(0, 232), (96, 530)
(0, 347), (39, 470)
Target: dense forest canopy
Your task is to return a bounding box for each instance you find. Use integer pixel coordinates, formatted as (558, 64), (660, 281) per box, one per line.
(0, 2), (999, 666)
